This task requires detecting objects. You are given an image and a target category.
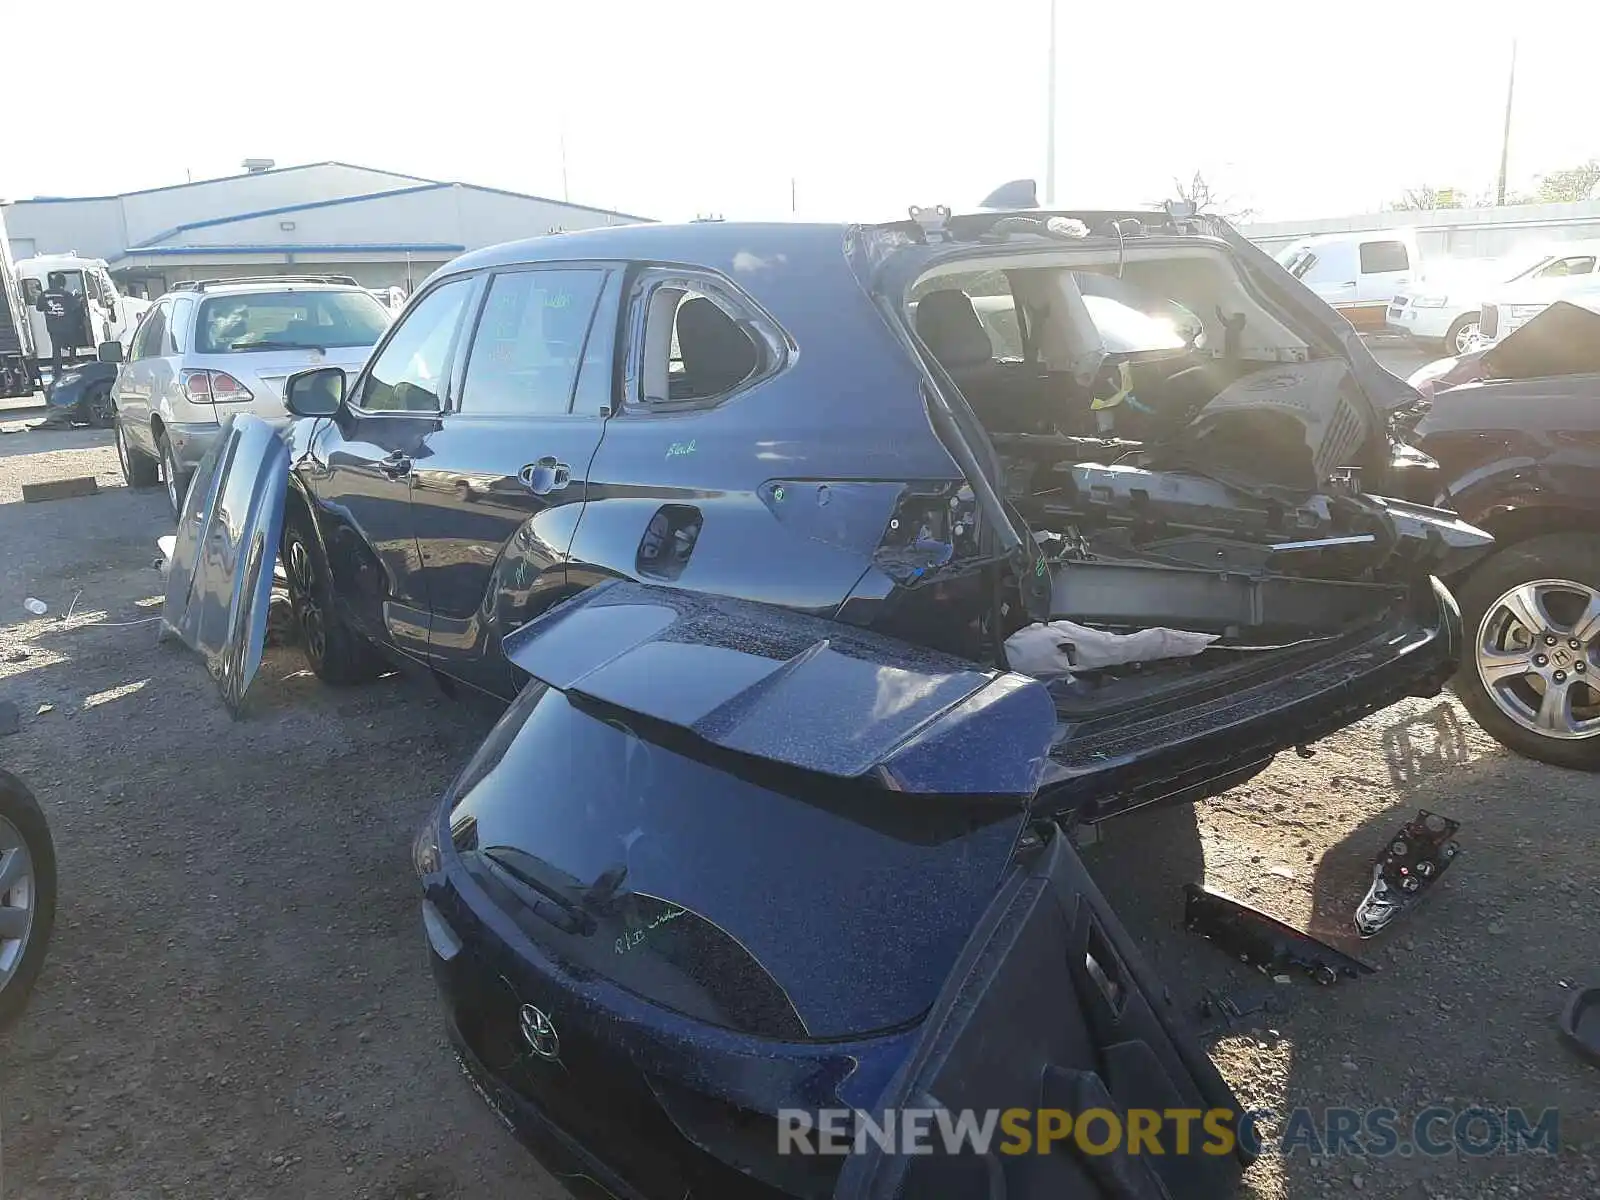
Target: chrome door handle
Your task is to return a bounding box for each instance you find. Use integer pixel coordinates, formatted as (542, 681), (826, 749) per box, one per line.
(519, 457), (571, 496)
(379, 452), (412, 478)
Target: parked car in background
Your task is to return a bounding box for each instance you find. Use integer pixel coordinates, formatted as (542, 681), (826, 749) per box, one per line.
(0, 769), (56, 1031)
(1476, 251), (1600, 349)
(1397, 300), (1600, 769)
(1276, 228), (1418, 331)
(147, 208), (1494, 1197)
(107, 275), (391, 515)
(1386, 242), (1600, 355)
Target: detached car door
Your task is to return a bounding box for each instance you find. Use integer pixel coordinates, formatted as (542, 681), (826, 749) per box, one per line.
(411, 264), (617, 699)
(299, 277), (478, 658)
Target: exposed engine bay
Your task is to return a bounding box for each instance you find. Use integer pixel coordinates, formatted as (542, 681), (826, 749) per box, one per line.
(895, 231), (1492, 677)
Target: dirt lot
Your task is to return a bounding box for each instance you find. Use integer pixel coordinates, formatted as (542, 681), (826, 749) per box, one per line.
(1, 421), (1596, 1200)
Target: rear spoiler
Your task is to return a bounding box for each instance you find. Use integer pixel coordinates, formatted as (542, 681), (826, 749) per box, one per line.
(501, 581), (1058, 797)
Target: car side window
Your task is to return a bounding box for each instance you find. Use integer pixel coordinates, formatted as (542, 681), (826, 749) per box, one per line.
(357, 278), (473, 413)
(20, 278), (42, 305)
(1359, 241), (1409, 274)
(131, 303), (169, 361)
(459, 269), (606, 416)
(1535, 255), (1597, 279)
(633, 277), (775, 407)
(168, 297), (195, 354)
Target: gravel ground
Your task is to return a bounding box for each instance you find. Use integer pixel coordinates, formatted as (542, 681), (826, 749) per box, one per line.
(1, 419), (1596, 1200)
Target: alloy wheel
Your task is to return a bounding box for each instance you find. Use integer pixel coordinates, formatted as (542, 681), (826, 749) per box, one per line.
(287, 536), (327, 666)
(0, 812), (38, 993)
(1453, 320), (1480, 354)
(1475, 579), (1600, 741)
(162, 441), (181, 515)
(115, 425), (131, 480)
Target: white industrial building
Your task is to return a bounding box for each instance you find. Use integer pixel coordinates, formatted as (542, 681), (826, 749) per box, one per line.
(5, 161), (651, 298)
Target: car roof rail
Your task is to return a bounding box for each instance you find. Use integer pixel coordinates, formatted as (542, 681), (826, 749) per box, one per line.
(171, 274), (361, 293)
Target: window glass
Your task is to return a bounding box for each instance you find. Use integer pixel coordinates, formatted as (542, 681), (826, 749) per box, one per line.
(1535, 256), (1597, 279)
(132, 304), (168, 361)
(20, 278), (42, 305)
(641, 285), (762, 405)
(1280, 248), (1317, 279)
(195, 289), (390, 354)
(460, 269), (606, 415)
(167, 297), (194, 353)
(357, 279), (472, 413)
(1359, 241), (1410, 274)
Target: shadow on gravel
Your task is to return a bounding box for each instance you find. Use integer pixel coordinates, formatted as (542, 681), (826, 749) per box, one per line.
(1381, 697), (1474, 794)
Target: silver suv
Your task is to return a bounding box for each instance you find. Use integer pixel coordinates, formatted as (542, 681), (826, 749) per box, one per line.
(111, 276), (391, 514)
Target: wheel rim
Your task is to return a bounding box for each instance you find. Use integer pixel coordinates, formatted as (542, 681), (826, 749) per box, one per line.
(1475, 578), (1600, 741)
(1454, 321), (1480, 354)
(116, 426), (130, 478)
(88, 386), (115, 426)
(163, 444), (180, 513)
(286, 537), (327, 665)
(0, 813), (38, 992)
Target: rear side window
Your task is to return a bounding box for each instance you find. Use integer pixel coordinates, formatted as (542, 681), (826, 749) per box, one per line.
(195, 289), (390, 354)
(636, 278), (771, 406)
(460, 269), (606, 416)
(1359, 241), (1410, 274)
(168, 297), (195, 354)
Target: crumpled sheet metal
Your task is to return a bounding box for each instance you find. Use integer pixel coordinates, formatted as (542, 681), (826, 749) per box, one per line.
(159, 414), (290, 715)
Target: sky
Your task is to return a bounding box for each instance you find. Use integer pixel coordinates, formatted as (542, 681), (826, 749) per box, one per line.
(2, 1), (1593, 225)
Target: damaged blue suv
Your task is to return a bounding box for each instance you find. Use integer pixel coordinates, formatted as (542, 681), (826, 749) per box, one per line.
(168, 198), (1491, 1199)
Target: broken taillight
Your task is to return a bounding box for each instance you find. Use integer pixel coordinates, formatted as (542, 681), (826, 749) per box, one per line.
(180, 369), (254, 404)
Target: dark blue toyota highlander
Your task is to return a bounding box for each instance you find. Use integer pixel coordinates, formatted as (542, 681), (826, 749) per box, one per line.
(261, 202), (1492, 1199)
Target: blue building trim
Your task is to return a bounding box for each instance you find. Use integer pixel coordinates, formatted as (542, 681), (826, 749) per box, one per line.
(20, 161), (436, 204)
(113, 243), (467, 261)
(129, 184), (450, 248)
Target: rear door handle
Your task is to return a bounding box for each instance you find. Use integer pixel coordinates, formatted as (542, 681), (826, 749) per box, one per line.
(519, 456), (571, 496)
(379, 452), (412, 479)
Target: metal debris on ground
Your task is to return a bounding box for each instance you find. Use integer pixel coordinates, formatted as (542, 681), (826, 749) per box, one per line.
(1353, 809), (1461, 938)
(1559, 986), (1600, 1068)
(23, 598), (48, 616)
(1184, 883), (1375, 985)
(1197, 985), (1290, 1035)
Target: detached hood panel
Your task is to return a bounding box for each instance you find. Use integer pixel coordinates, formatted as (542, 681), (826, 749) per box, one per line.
(502, 580), (1059, 796)
(160, 414), (289, 715)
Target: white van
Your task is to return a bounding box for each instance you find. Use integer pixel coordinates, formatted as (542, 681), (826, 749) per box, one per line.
(1275, 230), (1418, 331)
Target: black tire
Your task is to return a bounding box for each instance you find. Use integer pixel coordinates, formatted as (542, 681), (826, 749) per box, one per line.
(1454, 532), (1600, 771)
(1443, 313), (1480, 357)
(282, 516), (384, 685)
(116, 423), (160, 488)
(85, 382), (116, 428)
(0, 769), (57, 1031)
(158, 434), (189, 518)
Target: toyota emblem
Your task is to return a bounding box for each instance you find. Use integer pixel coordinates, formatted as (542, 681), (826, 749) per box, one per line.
(519, 1003), (560, 1060)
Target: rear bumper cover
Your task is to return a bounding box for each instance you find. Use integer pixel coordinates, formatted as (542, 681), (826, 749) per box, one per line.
(164, 419), (224, 473)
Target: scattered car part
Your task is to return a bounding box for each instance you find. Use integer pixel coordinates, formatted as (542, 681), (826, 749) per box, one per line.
(0, 768), (57, 1029)
(41, 360), (120, 428)
(1558, 985), (1600, 1068)
(1197, 985), (1289, 1035)
(1354, 809), (1461, 938)
(1004, 618), (1216, 678)
(1184, 883), (1374, 985)
(21, 476), (99, 503)
(159, 414), (289, 715)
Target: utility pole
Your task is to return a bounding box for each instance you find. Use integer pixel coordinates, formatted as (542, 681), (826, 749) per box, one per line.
(560, 125), (570, 202)
(1045, 0), (1057, 205)
(1496, 37), (1517, 206)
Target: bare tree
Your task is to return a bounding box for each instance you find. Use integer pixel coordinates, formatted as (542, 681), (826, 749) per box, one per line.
(1387, 185), (1465, 211)
(1162, 171), (1257, 224)
(1533, 159), (1600, 203)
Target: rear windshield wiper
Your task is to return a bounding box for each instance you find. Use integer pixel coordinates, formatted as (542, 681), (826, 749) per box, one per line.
(480, 846), (598, 935)
(229, 339), (319, 351)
